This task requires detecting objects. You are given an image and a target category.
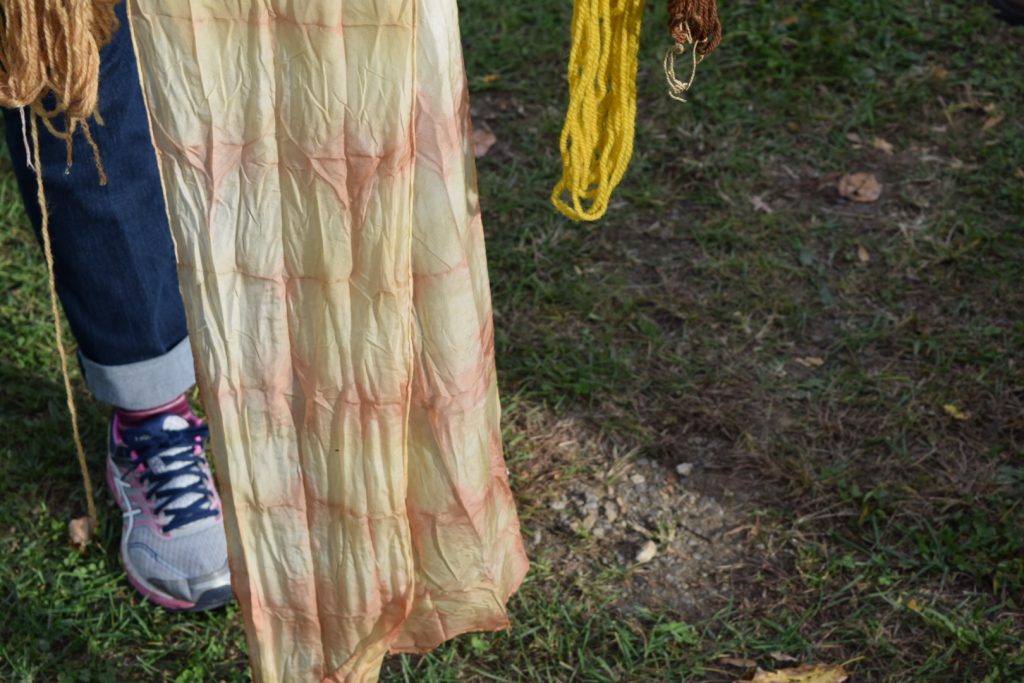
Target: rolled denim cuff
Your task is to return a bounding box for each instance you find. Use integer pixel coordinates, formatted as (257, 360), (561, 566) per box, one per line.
(78, 335), (196, 409)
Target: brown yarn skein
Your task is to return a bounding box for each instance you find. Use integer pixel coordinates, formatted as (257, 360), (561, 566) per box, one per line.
(667, 0), (722, 55)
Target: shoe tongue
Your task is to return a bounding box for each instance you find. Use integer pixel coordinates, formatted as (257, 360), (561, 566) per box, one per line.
(148, 415), (211, 529)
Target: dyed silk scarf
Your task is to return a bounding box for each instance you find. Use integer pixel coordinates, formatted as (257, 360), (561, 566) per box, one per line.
(126, 2), (531, 679)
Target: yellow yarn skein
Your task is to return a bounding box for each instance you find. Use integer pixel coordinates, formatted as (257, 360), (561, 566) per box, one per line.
(551, 0), (646, 222)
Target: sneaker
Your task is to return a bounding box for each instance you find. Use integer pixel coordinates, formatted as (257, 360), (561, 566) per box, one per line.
(106, 411), (234, 611)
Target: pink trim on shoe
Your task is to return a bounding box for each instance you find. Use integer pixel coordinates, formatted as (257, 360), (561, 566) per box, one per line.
(123, 568), (198, 611)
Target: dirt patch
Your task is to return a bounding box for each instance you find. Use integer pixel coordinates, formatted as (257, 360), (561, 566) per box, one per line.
(512, 404), (761, 620)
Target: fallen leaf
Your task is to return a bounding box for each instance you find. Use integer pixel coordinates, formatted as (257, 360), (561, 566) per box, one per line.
(472, 128), (497, 158)
(770, 652), (801, 664)
(845, 132), (863, 145)
(751, 195), (774, 213)
(856, 244), (870, 264)
(68, 517), (95, 552)
(795, 356), (825, 368)
(482, 73), (500, 84)
(943, 404), (970, 421)
(719, 656), (758, 668)
(871, 136), (895, 155)
(928, 65), (949, 81)
(982, 114), (1004, 132)
(748, 663), (849, 683)
(838, 172), (882, 203)
(906, 598), (921, 611)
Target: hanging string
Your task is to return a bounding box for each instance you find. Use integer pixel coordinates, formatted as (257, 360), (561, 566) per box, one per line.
(552, 0), (721, 222)
(0, 0), (122, 533)
(29, 112), (98, 527)
(663, 23), (702, 102)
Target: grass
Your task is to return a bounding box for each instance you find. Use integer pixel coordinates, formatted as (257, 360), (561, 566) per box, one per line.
(2, 0), (1023, 680)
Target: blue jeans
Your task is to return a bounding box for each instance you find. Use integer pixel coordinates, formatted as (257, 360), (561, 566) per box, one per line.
(3, 1), (194, 410)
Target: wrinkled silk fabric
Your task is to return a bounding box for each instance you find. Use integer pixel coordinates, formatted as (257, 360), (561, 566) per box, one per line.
(125, 2), (531, 680)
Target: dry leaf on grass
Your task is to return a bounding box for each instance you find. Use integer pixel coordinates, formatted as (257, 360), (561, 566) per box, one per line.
(68, 516), (95, 552)
(750, 195), (774, 213)
(795, 356), (825, 368)
(838, 172), (882, 203)
(871, 136), (895, 155)
(720, 656), (758, 668)
(856, 244), (870, 264)
(745, 663), (850, 683)
(472, 128), (497, 158)
(770, 652), (801, 664)
(982, 114), (1004, 132)
(943, 403), (970, 421)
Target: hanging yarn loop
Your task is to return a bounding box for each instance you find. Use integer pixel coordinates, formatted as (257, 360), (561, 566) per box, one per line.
(0, 0), (122, 532)
(552, 0), (721, 222)
(663, 22), (703, 102)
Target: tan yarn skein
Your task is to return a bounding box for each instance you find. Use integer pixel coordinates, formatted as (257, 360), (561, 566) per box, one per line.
(0, 0), (122, 533)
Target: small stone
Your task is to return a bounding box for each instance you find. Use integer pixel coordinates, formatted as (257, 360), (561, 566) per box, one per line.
(636, 457), (650, 466)
(550, 498), (568, 511)
(592, 527), (606, 538)
(581, 510), (599, 532)
(635, 540), (658, 564)
(675, 463), (694, 476)
(630, 473), (645, 485)
(532, 529), (542, 545)
(603, 501), (619, 523)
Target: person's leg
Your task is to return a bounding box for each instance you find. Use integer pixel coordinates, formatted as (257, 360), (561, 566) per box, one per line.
(2, 3), (192, 410)
(2, 1), (231, 611)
